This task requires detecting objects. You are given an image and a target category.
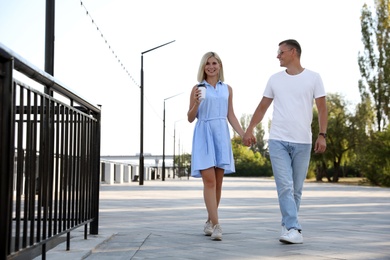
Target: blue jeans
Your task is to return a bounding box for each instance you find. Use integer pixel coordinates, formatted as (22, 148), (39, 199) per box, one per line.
(268, 139), (311, 231)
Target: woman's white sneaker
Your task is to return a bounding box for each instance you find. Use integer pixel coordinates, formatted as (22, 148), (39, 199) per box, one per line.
(279, 229), (303, 244)
(211, 224), (222, 241)
(204, 221), (213, 236)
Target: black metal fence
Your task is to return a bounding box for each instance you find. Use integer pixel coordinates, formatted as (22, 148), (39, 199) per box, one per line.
(0, 43), (101, 260)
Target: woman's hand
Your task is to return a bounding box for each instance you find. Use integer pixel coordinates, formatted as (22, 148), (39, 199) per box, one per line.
(243, 131), (256, 147)
(194, 88), (202, 104)
(188, 85), (202, 123)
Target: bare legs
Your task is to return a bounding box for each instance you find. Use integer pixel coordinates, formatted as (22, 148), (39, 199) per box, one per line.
(201, 167), (224, 225)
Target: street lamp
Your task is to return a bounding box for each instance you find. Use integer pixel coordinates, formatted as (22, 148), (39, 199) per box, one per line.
(173, 119), (184, 179)
(162, 93), (183, 181)
(139, 40), (175, 185)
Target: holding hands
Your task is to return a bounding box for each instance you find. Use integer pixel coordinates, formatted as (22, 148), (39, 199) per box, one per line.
(243, 130), (256, 147)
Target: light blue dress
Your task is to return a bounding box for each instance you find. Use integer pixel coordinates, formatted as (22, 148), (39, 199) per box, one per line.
(190, 80), (235, 178)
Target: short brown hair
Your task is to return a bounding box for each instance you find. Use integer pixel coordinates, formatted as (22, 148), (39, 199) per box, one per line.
(279, 39), (302, 58)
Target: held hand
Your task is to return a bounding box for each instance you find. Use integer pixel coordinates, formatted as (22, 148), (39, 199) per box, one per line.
(314, 136), (326, 153)
(243, 132), (256, 147)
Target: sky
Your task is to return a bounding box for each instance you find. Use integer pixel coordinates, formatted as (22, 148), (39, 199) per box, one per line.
(0, 0), (373, 158)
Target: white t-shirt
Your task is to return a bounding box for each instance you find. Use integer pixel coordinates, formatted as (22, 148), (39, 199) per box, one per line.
(263, 69), (326, 144)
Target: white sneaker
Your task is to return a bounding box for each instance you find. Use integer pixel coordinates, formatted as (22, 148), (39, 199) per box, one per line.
(279, 229), (303, 244)
(211, 224), (222, 241)
(281, 225), (288, 236)
(203, 221), (213, 236)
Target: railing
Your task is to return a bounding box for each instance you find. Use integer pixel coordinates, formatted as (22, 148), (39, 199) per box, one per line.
(0, 43), (101, 260)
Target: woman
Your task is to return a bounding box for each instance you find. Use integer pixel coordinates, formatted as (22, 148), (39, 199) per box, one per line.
(187, 52), (244, 241)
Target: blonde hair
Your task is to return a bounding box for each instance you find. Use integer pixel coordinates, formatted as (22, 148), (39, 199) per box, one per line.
(196, 52), (224, 82)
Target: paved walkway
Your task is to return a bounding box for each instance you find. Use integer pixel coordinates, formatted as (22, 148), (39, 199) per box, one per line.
(39, 178), (390, 260)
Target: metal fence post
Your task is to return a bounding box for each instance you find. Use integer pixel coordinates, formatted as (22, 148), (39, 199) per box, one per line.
(0, 56), (15, 259)
(90, 109), (101, 235)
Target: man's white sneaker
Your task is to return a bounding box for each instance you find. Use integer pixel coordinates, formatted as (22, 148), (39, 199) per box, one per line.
(281, 225), (288, 236)
(204, 220), (213, 236)
(211, 224), (222, 241)
(279, 229), (303, 244)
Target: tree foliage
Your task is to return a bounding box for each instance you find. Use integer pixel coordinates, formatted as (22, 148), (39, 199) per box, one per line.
(358, 0), (390, 131)
(174, 152), (191, 177)
(231, 136), (272, 177)
(354, 126), (390, 186)
(311, 94), (356, 182)
(309, 92), (390, 186)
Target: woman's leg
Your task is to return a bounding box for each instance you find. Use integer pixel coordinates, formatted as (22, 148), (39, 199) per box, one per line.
(215, 167), (224, 208)
(201, 167), (219, 225)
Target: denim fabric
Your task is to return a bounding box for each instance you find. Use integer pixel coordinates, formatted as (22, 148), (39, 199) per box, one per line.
(268, 139), (311, 231)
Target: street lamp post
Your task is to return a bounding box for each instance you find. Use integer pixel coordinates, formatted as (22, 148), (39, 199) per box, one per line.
(139, 40), (175, 185)
(162, 93), (183, 181)
(173, 119), (184, 179)
(178, 137), (181, 177)
(173, 121), (177, 179)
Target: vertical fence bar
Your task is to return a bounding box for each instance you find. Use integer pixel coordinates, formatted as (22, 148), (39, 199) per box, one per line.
(75, 112), (81, 225)
(29, 92), (38, 247)
(53, 102), (61, 235)
(67, 109), (74, 230)
(59, 105), (65, 233)
(72, 109), (77, 228)
(23, 89), (32, 249)
(0, 55), (15, 259)
(47, 98), (55, 238)
(86, 117), (91, 223)
(41, 96), (49, 248)
(86, 116), (92, 222)
(15, 84), (25, 252)
(62, 107), (69, 232)
(79, 115), (86, 225)
(37, 94), (45, 243)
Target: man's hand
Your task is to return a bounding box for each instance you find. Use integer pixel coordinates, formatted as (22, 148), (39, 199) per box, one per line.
(243, 131), (256, 147)
(314, 136), (326, 153)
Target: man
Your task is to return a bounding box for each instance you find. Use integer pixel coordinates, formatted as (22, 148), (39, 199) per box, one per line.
(243, 39), (328, 244)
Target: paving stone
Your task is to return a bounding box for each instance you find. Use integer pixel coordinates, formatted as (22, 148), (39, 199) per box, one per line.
(38, 178), (390, 260)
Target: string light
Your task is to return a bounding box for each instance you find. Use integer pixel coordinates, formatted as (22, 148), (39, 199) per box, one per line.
(79, 1), (171, 126)
(80, 1), (139, 87)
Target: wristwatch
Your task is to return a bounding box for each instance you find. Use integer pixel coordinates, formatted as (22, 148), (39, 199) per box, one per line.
(319, 133), (327, 138)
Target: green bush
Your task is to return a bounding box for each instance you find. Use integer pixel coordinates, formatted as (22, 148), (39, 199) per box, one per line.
(233, 161), (273, 177)
(355, 128), (390, 187)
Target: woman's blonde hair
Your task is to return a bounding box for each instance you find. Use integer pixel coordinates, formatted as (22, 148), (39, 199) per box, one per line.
(197, 52), (224, 82)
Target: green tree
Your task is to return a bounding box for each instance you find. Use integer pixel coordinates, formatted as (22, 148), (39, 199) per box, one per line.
(354, 126), (390, 187)
(358, 0), (390, 131)
(231, 136), (272, 177)
(174, 153), (191, 177)
(311, 93), (355, 182)
(351, 95), (390, 186)
(351, 92), (376, 141)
